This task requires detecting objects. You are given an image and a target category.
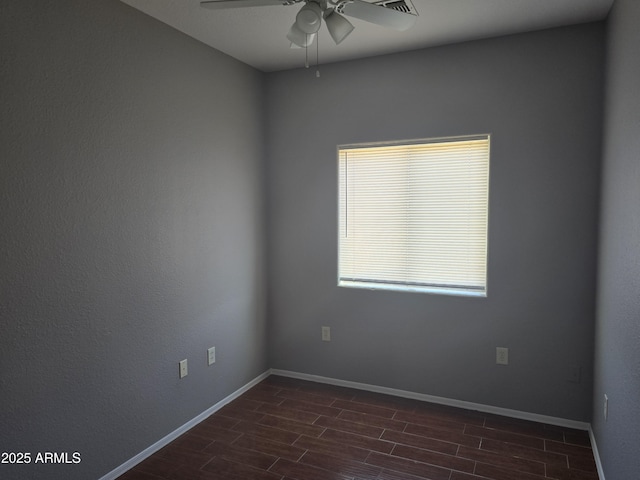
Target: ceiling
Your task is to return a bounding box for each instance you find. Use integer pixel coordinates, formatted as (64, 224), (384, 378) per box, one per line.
(120, 0), (613, 72)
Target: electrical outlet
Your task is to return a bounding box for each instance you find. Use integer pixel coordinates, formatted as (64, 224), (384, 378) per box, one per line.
(322, 326), (331, 342)
(604, 394), (608, 421)
(179, 359), (188, 378)
(496, 347), (509, 365)
(207, 346), (216, 366)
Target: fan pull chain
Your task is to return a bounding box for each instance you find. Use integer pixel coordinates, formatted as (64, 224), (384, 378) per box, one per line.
(305, 34), (309, 69)
(316, 29), (320, 78)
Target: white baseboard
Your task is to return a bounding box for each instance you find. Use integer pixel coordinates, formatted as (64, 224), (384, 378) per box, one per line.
(589, 426), (606, 480)
(98, 370), (271, 480)
(270, 369), (591, 431)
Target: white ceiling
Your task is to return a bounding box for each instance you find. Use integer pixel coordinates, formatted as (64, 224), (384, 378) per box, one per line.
(121, 0), (613, 72)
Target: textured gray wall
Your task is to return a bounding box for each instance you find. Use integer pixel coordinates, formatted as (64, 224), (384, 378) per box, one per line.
(0, 1), (267, 479)
(593, 0), (640, 478)
(265, 24), (604, 421)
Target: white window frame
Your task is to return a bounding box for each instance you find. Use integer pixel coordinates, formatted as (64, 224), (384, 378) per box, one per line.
(338, 135), (490, 297)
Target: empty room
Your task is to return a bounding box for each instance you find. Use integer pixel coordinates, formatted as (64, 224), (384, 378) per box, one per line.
(1, 0), (638, 479)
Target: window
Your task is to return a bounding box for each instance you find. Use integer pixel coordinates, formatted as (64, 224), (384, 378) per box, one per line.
(338, 135), (490, 296)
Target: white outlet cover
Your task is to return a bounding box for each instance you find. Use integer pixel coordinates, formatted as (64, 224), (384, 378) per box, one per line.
(322, 326), (331, 342)
(208, 347), (216, 365)
(179, 359), (188, 378)
(496, 347), (509, 365)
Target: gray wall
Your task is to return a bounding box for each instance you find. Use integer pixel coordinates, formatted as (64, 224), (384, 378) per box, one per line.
(0, 1), (267, 479)
(593, 0), (640, 478)
(265, 24), (604, 421)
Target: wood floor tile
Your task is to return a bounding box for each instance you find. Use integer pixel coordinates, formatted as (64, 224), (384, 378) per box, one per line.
(566, 453), (598, 473)
(546, 463), (600, 480)
(243, 389), (288, 405)
(202, 440), (278, 470)
(154, 445), (213, 470)
(331, 398), (398, 419)
(563, 431), (591, 447)
(365, 451), (452, 480)
(259, 413), (326, 437)
(293, 434), (372, 462)
(257, 402), (322, 423)
(409, 404), (486, 427)
(381, 429), (460, 456)
(300, 451), (382, 479)
(457, 445), (546, 476)
(199, 414), (239, 430)
(280, 398), (343, 417)
(338, 409), (408, 432)
(223, 397), (263, 411)
(314, 414), (385, 438)
(247, 383), (282, 396)
(168, 432), (214, 452)
(276, 388), (339, 406)
(269, 457), (351, 480)
(483, 415), (565, 442)
(450, 472), (491, 480)
(545, 439), (598, 472)
(166, 465), (230, 480)
(350, 390), (426, 412)
(117, 470), (164, 480)
(296, 382), (359, 401)
(394, 409), (469, 433)
(479, 438), (569, 467)
(216, 403), (265, 423)
(232, 420), (301, 444)
(232, 433), (306, 461)
(115, 375), (598, 480)
(132, 455), (179, 478)
(545, 439), (596, 458)
(200, 457), (281, 480)
(391, 443), (475, 473)
(464, 424), (546, 449)
(320, 428), (395, 454)
(404, 422), (482, 448)
(187, 421), (243, 443)
(473, 462), (549, 480)
(378, 470), (447, 480)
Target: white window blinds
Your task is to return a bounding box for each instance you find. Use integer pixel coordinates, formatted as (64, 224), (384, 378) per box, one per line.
(338, 135), (490, 296)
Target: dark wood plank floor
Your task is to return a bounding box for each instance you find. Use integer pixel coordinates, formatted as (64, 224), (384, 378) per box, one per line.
(116, 375), (599, 480)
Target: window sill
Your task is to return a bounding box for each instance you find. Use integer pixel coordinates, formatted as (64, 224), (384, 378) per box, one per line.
(338, 280), (486, 298)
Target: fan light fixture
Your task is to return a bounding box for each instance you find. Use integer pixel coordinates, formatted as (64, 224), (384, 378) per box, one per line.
(287, 22), (316, 47)
(288, 1), (353, 48)
(296, 1), (323, 33)
(287, 1), (323, 48)
(324, 9), (354, 44)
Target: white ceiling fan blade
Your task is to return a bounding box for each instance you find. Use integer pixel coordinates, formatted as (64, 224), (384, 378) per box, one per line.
(338, 0), (416, 31)
(200, 0), (297, 9)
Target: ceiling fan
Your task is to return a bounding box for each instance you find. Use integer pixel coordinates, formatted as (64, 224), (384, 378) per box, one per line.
(200, 0), (418, 48)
